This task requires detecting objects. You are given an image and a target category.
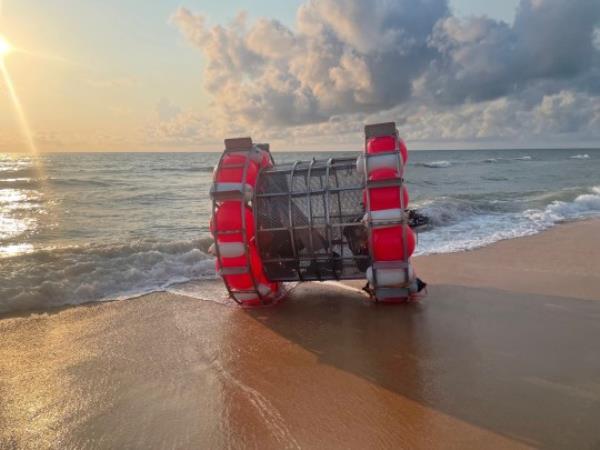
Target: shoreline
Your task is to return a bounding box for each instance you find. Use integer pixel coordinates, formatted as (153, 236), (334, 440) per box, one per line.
(2, 217), (599, 321)
(1, 218), (599, 448)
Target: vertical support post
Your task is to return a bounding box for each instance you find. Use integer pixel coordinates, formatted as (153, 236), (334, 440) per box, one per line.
(324, 158), (337, 280)
(306, 158), (322, 281)
(288, 160), (303, 281)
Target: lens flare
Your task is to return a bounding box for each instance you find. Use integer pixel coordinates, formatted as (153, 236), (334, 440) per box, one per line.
(0, 35), (13, 57)
(1, 59), (39, 155)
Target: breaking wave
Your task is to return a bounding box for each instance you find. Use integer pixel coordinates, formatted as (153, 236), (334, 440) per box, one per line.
(419, 160), (452, 168)
(570, 154), (590, 160)
(416, 156), (534, 168)
(483, 156), (532, 163)
(416, 186), (600, 255)
(0, 238), (216, 314)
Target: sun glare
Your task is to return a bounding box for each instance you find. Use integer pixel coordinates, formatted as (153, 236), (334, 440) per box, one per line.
(0, 35), (39, 156)
(0, 35), (13, 57)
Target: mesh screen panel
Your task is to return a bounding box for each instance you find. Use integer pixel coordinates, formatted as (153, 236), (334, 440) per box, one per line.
(254, 157), (369, 281)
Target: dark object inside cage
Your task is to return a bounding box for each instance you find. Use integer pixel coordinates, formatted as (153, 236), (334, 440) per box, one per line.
(254, 158), (369, 282)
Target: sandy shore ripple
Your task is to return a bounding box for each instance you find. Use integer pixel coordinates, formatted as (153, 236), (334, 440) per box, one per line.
(1, 220), (600, 449)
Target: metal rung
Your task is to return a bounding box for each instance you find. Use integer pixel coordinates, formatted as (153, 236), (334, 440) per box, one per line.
(224, 137), (253, 151)
(275, 273), (368, 282)
(210, 189), (246, 201)
(262, 255), (369, 263)
(367, 218), (407, 228)
(261, 162), (356, 175)
(373, 261), (410, 270)
(255, 185), (364, 198)
(366, 178), (404, 188)
(220, 163), (247, 169)
(219, 267), (249, 276)
(258, 221), (368, 232)
(365, 150), (402, 158)
(365, 122), (397, 139)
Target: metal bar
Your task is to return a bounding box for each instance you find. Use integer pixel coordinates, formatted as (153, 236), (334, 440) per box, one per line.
(262, 255), (369, 263)
(255, 185), (364, 198)
(306, 158), (322, 281)
(288, 160), (303, 281)
(369, 219), (407, 227)
(261, 160), (356, 175)
(363, 135), (378, 297)
(262, 272), (368, 282)
(333, 169), (345, 266)
(365, 122), (397, 139)
(210, 190), (247, 202)
(365, 178), (405, 189)
(252, 157), (263, 280)
(224, 137), (253, 151)
(219, 267), (250, 276)
(324, 157), (338, 280)
(257, 221), (368, 233)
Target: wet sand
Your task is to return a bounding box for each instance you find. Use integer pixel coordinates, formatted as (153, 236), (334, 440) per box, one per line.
(1, 220), (600, 449)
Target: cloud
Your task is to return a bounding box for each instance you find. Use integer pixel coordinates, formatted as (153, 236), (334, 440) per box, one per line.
(170, 0), (600, 147)
(425, 0), (600, 103)
(171, 0), (449, 127)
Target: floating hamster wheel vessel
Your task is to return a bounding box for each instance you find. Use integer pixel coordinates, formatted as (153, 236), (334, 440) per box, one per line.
(209, 122), (425, 306)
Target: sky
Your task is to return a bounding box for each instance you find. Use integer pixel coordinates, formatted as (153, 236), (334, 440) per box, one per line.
(0, 0), (599, 152)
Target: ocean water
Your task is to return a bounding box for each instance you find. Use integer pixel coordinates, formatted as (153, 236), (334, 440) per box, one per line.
(1, 149), (599, 313)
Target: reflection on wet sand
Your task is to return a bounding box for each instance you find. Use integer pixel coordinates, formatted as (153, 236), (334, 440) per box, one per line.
(242, 281), (600, 449)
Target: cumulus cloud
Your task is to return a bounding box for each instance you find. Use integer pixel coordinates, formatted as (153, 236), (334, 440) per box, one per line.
(168, 0), (600, 146)
(172, 0), (448, 126)
(426, 0), (600, 103)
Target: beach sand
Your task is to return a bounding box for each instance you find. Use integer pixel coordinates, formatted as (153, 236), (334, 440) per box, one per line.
(1, 220), (600, 449)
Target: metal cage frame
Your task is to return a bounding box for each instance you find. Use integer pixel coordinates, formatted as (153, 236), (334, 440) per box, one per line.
(210, 122), (420, 305)
(254, 156), (369, 282)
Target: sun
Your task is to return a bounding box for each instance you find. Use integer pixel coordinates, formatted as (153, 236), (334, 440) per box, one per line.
(0, 35), (14, 58)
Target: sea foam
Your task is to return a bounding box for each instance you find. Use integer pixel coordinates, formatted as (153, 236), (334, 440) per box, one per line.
(416, 186), (600, 255)
(0, 239), (216, 314)
(420, 160), (452, 168)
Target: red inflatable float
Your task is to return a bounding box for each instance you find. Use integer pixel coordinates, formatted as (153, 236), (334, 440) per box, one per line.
(363, 123), (421, 303)
(210, 138), (281, 306)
